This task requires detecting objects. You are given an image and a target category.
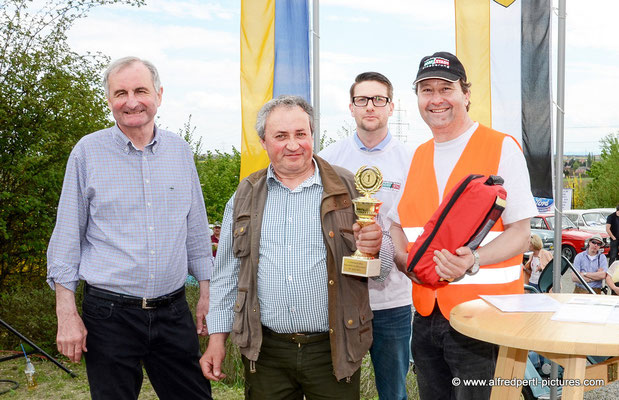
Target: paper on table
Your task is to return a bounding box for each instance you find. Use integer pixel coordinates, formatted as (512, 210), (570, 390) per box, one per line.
(551, 297), (619, 324)
(480, 294), (561, 312)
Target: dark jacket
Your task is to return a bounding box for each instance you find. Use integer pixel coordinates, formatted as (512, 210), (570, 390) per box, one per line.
(230, 155), (373, 381)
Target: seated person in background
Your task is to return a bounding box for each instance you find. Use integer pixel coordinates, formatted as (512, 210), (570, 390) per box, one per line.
(606, 261), (619, 295)
(523, 234), (553, 292)
(572, 234), (608, 294)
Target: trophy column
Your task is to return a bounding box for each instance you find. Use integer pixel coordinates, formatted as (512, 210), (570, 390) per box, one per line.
(342, 166), (383, 277)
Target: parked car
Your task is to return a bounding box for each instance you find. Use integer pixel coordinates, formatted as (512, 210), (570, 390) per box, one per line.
(530, 214), (609, 261)
(563, 210), (607, 233)
(588, 208), (615, 218)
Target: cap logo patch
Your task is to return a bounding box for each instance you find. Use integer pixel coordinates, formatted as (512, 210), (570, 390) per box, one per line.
(423, 57), (450, 69)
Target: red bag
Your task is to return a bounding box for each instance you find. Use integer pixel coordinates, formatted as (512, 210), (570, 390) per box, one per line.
(406, 174), (507, 288)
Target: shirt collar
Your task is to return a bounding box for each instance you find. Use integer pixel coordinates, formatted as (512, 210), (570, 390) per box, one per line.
(112, 124), (161, 154)
(266, 158), (322, 191)
(353, 131), (392, 152)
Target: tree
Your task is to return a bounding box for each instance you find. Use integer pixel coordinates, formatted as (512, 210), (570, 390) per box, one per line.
(196, 149), (241, 224)
(0, 0), (142, 289)
(583, 132), (619, 208)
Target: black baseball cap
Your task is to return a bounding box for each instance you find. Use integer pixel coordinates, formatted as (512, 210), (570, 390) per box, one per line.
(414, 51), (467, 85)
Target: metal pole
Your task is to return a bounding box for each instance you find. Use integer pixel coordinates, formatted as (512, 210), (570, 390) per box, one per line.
(312, 0), (320, 150)
(0, 318), (76, 377)
(551, 1), (566, 398)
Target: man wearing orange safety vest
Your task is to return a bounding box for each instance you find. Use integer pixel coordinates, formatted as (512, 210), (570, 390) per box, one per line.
(388, 52), (537, 400)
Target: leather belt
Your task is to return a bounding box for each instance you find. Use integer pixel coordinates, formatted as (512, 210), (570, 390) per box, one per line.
(84, 283), (185, 309)
(262, 326), (329, 345)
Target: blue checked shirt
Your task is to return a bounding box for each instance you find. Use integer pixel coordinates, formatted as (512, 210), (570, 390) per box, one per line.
(208, 162), (330, 334)
(46, 125), (213, 297)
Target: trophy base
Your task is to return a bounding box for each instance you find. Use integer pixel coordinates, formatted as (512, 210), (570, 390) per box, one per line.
(342, 257), (381, 277)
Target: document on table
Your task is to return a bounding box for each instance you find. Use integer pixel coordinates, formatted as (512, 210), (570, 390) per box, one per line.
(480, 294), (562, 312)
(551, 297), (619, 324)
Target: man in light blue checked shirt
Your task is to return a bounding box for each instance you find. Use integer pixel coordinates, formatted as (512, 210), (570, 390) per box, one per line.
(201, 95), (385, 400)
(46, 57), (213, 400)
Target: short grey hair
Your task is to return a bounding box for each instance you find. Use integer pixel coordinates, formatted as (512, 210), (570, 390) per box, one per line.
(255, 95), (314, 140)
(103, 56), (161, 98)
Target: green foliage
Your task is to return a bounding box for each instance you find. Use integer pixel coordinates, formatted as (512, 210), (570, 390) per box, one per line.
(0, 283), (83, 353)
(196, 149), (241, 224)
(0, 0), (142, 289)
(584, 132), (619, 208)
(565, 175), (586, 209)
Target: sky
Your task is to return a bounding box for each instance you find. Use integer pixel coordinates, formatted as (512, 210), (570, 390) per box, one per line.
(65, 0), (619, 155)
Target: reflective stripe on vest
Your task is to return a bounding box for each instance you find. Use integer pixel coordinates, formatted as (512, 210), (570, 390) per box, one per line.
(449, 264), (521, 285)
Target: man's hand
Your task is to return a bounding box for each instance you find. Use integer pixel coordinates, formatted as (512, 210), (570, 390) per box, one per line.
(434, 246), (474, 281)
(196, 280), (210, 336)
(353, 222), (382, 256)
(200, 333), (228, 381)
(55, 285), (87, 363)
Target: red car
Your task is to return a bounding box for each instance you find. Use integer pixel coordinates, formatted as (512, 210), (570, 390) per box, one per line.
(530, 214), (610, 261)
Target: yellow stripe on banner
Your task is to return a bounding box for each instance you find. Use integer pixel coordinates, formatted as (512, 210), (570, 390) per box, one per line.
(240, 0), (274, 180)
(455, 0), (492, 127)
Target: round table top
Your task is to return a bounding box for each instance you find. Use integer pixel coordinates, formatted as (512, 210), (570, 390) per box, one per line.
(450, 293), (619, 356)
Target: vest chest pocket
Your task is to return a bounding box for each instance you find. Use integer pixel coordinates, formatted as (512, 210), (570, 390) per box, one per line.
(231, 290), (250, 347)
(232, 219), (250, 258)
(339, 228), (356, 253)
(343, 306), (373, 362)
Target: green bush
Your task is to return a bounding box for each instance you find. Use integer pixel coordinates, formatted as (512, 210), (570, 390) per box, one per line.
(0, 282), (83, 353)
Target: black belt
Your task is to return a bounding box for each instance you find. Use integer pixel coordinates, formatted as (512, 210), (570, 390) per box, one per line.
(262, 326), (329, 345)
(84, 283), (185, 309)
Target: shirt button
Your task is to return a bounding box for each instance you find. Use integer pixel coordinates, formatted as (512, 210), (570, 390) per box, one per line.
(288, 217), (293, 222)
(288, 275), (293, 281)
(347, 319), (354, 325)
(145, 179), (150, 184)
(290, 307), (295, 312)
(329, 328), (334, 334)
(150, 250), (155, 255)
(150, 274), (154, 279)
(147, 202), (152, 207)
(288, 245), (292, 251)
(329, 231), (334, 238)
(149, 226), (154, 231)
(328, 280), (334, 286)
(142, 156), (147, 160)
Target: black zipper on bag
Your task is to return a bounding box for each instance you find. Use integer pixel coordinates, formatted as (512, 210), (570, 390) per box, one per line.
(407, 174), (483, 272)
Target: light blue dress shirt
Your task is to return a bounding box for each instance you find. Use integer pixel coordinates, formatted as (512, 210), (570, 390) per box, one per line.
(47, 124), (213, 298)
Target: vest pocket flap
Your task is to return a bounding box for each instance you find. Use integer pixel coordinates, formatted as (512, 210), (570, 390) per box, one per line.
(233, 290), (247, 313)
(343, 307), (360, 329)
(232, 220), (250, 257)
(339, 229), (356, 253)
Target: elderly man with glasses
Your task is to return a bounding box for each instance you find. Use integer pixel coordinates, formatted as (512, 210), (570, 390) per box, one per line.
(572, 234), (608, 294)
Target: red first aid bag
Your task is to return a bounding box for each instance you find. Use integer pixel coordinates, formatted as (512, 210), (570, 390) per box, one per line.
(406, 174), (507, 288)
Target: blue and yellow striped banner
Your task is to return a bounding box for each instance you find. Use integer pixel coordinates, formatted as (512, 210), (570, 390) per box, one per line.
(240, 0), (310, 180)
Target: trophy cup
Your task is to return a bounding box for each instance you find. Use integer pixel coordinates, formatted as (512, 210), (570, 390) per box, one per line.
(342, 166), (383, 277)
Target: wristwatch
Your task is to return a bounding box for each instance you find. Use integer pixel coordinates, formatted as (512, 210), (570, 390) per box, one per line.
(467, 249), (480, 275)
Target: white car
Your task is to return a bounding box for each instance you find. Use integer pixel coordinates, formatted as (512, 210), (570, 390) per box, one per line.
(563, 209), (608, 233)
(588, 208), (615, 218)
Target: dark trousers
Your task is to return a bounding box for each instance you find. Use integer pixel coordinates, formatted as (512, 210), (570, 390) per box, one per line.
(412, 305), (497, 400)
(82, 290), (212, 400)
(242, 332), (360, 400)
(609, 239), (618, 265)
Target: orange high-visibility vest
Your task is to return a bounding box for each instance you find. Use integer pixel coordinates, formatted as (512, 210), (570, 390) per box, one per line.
(398, 124), (524, 320)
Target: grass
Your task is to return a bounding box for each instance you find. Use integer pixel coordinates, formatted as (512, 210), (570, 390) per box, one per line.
(0, 352), (417, 399)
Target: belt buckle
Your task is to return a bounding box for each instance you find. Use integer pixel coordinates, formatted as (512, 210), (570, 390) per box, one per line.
(142, 298), (155, 309)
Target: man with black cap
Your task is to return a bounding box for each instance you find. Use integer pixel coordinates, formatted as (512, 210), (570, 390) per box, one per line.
(389, 52), (537, 399)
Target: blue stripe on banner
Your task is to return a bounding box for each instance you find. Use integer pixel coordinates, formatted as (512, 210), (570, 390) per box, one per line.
(273, 0), (310, 101)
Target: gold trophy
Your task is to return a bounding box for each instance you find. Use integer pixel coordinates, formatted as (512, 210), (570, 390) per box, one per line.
(342, 166), (383, 277)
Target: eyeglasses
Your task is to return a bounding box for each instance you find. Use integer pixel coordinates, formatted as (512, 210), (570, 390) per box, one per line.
(590, 240), (603, 246)
(352, 96), (391, 107)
